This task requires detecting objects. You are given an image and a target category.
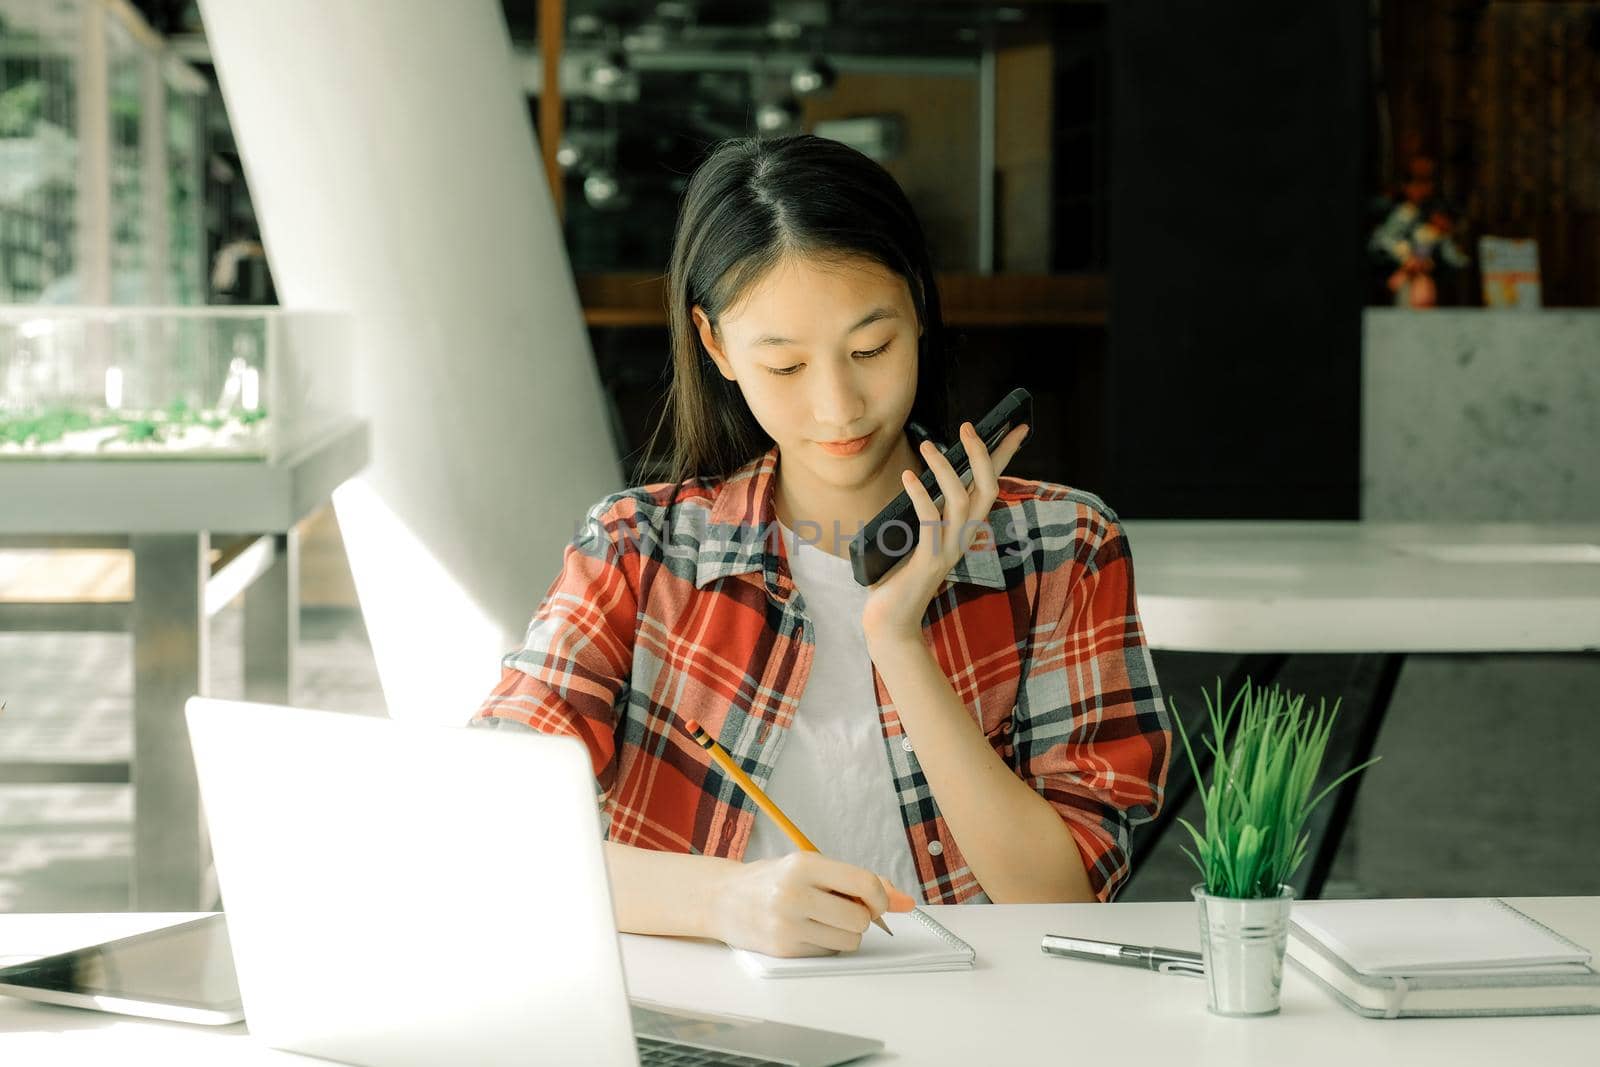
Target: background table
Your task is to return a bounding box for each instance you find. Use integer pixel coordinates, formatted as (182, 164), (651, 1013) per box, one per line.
(1, 899), (1596, 1065)
(1119, 520), (1600, 899)
(0, 419), (368, 911)
(1122, 520), (1600, 654)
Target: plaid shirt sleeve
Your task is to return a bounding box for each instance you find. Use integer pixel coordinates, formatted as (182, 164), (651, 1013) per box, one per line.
(469, 493), (640, 798)
(1013, 506), (1171, 902)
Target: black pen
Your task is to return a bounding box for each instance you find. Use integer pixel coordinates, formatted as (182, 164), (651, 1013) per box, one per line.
(1041, 934), (1206, 978)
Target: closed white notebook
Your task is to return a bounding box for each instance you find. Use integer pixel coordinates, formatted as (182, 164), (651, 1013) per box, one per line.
(733, 908), (975, 978)
(1291, 897), (1592, 976)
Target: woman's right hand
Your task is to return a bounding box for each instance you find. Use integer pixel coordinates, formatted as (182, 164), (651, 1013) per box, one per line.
(708, 852), (916, 958)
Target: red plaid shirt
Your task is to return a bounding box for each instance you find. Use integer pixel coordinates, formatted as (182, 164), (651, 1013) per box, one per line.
(472, 443), (1171, 903)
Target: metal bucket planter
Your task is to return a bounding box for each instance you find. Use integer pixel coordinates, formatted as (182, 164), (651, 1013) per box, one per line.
(1192, 882), (1296, 1016)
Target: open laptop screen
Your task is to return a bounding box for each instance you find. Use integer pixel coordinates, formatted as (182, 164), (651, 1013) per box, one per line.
(0, 914), (243, 1025)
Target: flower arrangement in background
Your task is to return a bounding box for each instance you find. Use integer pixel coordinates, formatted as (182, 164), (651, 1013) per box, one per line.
(1368, 155), (1470, 309)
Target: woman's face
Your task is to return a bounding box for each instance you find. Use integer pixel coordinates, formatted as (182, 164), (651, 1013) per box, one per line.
(694, 253), (920, 485)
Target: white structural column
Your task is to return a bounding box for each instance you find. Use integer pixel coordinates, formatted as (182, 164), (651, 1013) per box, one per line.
(75, 0), (111, 304)
(196, 0), (622, 722)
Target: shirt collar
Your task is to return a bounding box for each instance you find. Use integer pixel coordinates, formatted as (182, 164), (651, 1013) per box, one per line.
(693, 441), (1008, 595)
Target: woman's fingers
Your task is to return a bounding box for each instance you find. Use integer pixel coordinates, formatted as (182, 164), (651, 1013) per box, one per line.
(992, 422), (1029, 476)
(962, 422), (998, 503)
(729, 856), (918, 957)
(909, 443), (963, 561)
(957, 422), (1001, 553)
(807, 887), (872, 934)
(893, 421), (1033, 576)
(803, 853), (891, 917)
(878, 875), (916, 912)
(798, 917), (861, 955)
(900, 466), (942, 540)
(967, 420), (1029, 489)
(918, 438), (970, 537)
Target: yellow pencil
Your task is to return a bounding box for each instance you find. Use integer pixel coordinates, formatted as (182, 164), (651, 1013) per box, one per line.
(683, 717), (894, 936)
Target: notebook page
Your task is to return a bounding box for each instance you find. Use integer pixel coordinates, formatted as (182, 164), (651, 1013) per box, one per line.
(733, 908), (975, 978)
(1291, 898), (1592, 976)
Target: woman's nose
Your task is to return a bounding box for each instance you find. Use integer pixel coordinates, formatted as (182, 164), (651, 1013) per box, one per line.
(811, 358), (868, 428)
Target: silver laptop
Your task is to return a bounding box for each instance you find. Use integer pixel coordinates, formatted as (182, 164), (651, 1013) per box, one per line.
(183, 697), (883, 1067)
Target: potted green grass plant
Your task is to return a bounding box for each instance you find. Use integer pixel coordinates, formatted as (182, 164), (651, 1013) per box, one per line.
(1175, 677), (1381, 1016)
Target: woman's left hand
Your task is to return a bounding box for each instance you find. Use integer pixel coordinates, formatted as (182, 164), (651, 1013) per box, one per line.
(861, 420), (1030, 647)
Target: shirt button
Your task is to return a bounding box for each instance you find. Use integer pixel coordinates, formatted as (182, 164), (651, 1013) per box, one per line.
(927, 840), (944, 856)
(901, 737), (915, 753)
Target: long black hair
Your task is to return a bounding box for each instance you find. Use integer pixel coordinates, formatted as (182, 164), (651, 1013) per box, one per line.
(640, 134), (952, 485)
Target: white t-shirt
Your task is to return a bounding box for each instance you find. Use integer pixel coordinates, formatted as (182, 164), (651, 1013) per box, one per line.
(742, 516), (925, 904)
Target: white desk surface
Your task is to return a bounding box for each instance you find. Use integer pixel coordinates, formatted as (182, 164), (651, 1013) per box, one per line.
(1120, 520), (1600, 653)
(1, 898), (1597, 1066)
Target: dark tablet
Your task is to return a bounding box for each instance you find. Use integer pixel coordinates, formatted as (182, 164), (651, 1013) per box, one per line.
(0, 913), (243, 1025)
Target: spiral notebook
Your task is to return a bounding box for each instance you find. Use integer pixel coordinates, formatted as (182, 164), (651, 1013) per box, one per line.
(1286, 897), (1600, 1019)
(733, 908), (975, 978)
(1290, 897), (1590, 975)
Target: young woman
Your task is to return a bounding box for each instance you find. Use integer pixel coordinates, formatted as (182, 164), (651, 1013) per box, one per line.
(472, 135), (1170, 959)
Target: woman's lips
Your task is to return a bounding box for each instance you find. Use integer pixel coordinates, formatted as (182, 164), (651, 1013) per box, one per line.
(817, 431), (874, 456)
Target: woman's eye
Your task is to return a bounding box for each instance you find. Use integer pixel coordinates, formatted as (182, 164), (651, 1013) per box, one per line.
(766, 342), (890, 377)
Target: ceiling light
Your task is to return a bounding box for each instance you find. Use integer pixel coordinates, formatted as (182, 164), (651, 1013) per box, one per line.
(589, 50), (629, 92)
(583, 170), (622, 209)
(755, 98), (800, 135)
(790, 56), (836, 97)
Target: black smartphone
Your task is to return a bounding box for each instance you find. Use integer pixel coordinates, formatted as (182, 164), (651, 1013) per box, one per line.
(848, 387), (1034, 587)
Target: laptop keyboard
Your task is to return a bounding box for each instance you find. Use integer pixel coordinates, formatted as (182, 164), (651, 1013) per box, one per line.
(635, 1034), (789, 1066)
